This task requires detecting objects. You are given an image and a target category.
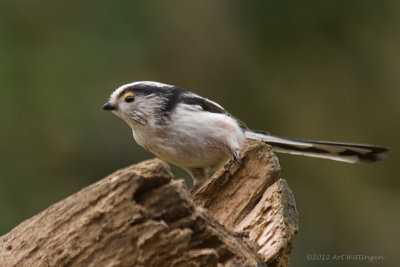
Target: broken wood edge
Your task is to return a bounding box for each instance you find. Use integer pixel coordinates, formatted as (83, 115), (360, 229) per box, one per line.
(236, 179), (298, 265)
(193, 140), (299, 265)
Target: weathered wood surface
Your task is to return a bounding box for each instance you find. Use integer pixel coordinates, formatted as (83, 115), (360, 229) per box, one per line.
(0, 140), (298, 267)
(194, 140), (298, 266)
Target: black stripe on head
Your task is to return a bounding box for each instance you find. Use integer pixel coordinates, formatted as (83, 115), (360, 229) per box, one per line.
(118, 83), (183, 98)
(119, 83), (187, 116)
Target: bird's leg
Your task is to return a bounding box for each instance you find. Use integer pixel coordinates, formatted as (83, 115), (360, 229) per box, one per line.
(187, 168), (207, 194)
(231, 149), (243, 166)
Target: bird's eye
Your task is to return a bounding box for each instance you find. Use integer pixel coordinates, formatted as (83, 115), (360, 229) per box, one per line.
(124, 94), (134, 103)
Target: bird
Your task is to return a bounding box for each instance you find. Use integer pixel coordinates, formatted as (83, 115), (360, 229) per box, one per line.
(103, 81), (389, 191)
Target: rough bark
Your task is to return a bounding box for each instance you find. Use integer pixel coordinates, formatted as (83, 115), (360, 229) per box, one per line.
(194, 140), (298, 266)
(0, 140), (298, 267)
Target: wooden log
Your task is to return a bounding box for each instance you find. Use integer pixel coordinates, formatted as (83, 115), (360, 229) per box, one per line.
(0, 140), (298, 266)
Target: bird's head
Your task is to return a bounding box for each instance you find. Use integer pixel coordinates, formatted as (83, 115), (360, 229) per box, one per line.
(103, 81), (184, 127)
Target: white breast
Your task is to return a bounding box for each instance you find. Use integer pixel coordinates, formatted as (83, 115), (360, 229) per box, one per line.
(131, 104), (246, 171)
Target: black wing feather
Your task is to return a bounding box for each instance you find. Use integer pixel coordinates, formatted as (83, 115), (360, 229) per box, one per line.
(181, 94), (249, 129)
(181, 95), (227, 114)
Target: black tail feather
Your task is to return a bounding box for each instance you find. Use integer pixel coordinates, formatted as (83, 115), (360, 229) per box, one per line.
(246, 131), (390, 164)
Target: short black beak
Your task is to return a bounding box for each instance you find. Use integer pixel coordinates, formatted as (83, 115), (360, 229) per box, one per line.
(103, 102), (116, 111)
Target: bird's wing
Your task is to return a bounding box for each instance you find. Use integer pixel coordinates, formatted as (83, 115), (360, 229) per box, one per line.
(180, 93), (249, 129)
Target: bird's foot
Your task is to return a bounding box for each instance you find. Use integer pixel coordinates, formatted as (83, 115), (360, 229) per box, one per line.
(232, 150), (243, 166)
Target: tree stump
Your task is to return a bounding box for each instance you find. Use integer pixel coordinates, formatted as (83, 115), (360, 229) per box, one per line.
(0, 140), (298, 266)
(194, 140), (298, 266)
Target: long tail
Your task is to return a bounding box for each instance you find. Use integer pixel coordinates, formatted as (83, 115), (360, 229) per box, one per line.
(245, 130), (389, 163)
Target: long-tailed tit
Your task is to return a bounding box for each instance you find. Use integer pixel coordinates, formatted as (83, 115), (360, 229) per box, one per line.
(103, 81), (389, 190)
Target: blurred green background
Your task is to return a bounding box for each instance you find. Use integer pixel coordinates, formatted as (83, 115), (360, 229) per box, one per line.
(1, 1), (399, 266)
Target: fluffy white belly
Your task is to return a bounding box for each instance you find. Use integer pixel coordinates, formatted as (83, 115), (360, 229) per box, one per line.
(132, 106), (245, 170)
